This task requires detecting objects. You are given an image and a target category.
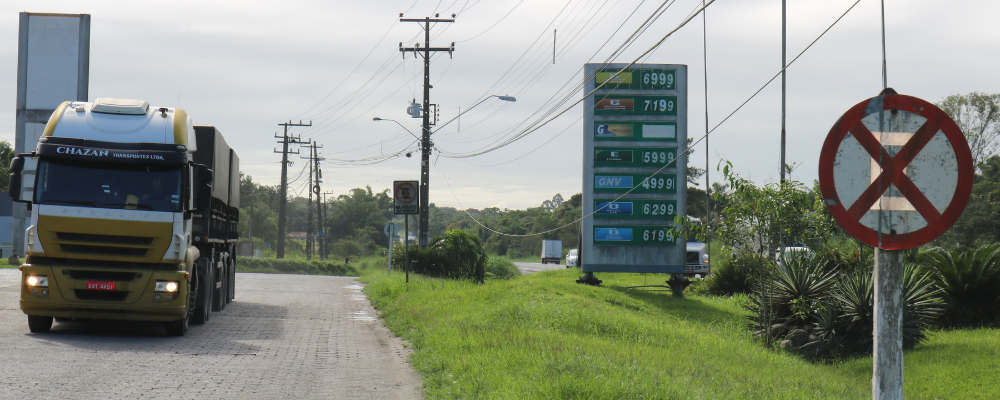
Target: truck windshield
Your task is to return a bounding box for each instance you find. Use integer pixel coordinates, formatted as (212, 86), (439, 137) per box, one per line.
(35, 158), (183, 212)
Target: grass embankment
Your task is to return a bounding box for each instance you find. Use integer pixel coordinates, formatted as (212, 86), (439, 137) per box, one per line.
(360, 267), (1000, 399)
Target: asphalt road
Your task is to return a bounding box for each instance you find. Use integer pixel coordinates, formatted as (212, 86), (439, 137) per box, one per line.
(0, 268), (423, 399)
(514, 261), (568, 275)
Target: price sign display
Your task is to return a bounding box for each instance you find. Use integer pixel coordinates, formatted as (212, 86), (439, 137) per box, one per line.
(596, 69), (675, 90)
(582, 63), (686, 274)
(594, 173), (676, 193)
(594, 122), (676, 141)
(593, 226), (675, 246)
(593, 200), (676, 219)
(595, 96), (677, 116)
(594, 147), (676, 167)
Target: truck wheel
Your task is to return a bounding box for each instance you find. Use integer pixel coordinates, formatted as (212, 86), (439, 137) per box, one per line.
(167, 279), (193, 336)
(227, 255), (236, 303)
(213, 255), (226, 312)
(28, 316), (53, 333)
(165, 313), (189, 336)
(192, 265), (212, 324)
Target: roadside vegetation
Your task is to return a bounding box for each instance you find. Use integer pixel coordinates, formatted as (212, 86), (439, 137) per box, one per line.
(227, 91), (1000, 397)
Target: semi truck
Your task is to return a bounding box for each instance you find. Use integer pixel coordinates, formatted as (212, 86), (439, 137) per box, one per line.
(8, 98), (239, 336)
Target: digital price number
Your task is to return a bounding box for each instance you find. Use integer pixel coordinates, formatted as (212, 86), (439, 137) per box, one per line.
(641, 227), (674, 243)
(642, 98), (675, 113)
(641, 149), (674, 165)
(640, 176), (674, 190)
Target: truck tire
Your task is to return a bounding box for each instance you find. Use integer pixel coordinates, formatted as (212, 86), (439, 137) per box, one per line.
(28, 316), (53, 333)
(213, 253), (227, 312)
(192, 263), (212, 324)
(166, 279), (193, 336)
(165, 312), (189, 336)
(227, 254), (235, 303)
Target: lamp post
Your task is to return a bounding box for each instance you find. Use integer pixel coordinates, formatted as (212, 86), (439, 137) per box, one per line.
(432, 95), (515, 134)
(374, 94), (516, 247)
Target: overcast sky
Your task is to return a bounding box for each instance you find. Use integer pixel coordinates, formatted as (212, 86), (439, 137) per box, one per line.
(3, 0), (998, 210)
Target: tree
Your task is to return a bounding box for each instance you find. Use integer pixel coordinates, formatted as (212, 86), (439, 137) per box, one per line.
(0, 140), (14, 192)
(704, 161), (838, 256)
(937, 92), (1000, 172)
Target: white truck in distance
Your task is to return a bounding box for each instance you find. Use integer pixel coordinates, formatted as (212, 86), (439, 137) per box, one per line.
(541, 240), (562, 264)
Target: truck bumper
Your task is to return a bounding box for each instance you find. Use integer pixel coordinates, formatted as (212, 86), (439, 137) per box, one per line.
(19, 263), (188, 322)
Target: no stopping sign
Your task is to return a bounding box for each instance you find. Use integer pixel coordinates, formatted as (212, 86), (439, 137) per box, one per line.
(818, 92), (973, 250)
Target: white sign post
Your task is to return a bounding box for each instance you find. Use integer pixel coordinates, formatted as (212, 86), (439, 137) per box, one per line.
(393, 181), (419, 283)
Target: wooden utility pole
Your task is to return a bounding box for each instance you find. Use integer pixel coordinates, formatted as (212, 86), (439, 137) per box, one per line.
(275, 120), (310, 259)
(301, 141), (323, 260)
(399, 14), (454, 247)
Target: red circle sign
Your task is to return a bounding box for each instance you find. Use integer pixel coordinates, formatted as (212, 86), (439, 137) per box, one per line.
(818, 93), (973, 250)
(394, 182), (417, 204)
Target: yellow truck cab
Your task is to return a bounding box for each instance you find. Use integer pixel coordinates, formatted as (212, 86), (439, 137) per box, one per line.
(9, 98), (239, 336)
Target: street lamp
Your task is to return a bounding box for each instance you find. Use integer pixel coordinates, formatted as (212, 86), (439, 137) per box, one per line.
(373, 117), (421, 141)
(432, 95), (516, 134)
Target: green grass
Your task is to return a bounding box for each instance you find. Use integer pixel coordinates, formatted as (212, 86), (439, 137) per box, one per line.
(359, 266), (1000, 399)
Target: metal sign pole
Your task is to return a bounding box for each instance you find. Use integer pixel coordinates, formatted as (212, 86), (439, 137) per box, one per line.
(404, 215), (410, 284)
(387, 226), (394, 274)
(873, 248), (904, 399)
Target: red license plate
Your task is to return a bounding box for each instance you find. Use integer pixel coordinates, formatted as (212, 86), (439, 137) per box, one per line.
(87, 281), (115, 291)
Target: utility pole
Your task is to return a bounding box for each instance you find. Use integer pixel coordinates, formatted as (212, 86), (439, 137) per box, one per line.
(399, 13), (455, 247)
(314, 145), (324, 260)
(300, 141), (323, 260)
(322, 192), (336, 261)
(275, 120), (310, 259)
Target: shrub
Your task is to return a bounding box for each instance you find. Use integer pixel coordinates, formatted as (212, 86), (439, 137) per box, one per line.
(392, 229), (487, 282)
(753, 256), (941, 359)
(701, 250), (772, 296)
(919, 244), (1000, 328)
(235, 257), (357, 276)
(485, 255), (520, 279)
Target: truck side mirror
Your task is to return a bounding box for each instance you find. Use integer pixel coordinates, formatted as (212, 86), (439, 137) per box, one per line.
(195, 182), (212, 211)
(197, 164), (213, 184)
(8, 154), (36, 203)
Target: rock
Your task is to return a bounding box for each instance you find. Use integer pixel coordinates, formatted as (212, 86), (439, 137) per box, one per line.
(779, 340), (794, 350)
(788, 329), (810, 347)
(770, 323), (789, 338)
(798, 340), (828, 358)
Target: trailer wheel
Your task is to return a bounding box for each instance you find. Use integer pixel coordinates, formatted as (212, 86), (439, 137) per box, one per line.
(27, 316), (53, 333)
(213, 253), (227, 312)
(227, 254), (236, 303)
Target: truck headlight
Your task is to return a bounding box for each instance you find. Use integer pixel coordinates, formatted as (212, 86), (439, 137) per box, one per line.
(155, 280), (179, 293)
(26, 275), (48, 287)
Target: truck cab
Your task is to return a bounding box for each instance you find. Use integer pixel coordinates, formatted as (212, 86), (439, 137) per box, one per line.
(9, 98), (238, 336)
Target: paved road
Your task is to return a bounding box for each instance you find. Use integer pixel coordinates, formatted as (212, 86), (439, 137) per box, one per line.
(0, 268), (423, 399)
(514, 261), (567, 275)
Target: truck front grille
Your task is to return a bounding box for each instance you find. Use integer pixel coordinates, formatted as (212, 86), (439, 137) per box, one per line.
(74, 290), (130, 301)
(67, 270), (140, 281)
(60, 244), (148, 257)
(56, 232), (154, 245)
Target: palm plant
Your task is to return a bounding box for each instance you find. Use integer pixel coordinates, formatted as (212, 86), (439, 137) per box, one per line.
(816, 263), (941, 354)
(919, 244), (1000, 327)
(766, 252), (839, 323)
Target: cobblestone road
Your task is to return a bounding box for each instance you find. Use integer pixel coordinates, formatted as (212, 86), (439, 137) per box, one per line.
(0, 269), (423, 399)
